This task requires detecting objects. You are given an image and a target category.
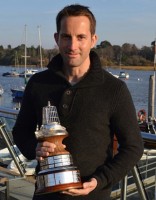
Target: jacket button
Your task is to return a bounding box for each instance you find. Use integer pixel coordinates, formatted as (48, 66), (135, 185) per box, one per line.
(62, 104), (68, 109)
(66, 90), (72, 95)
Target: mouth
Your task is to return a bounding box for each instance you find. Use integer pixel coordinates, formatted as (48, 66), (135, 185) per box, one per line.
(66, 51), (79, 58)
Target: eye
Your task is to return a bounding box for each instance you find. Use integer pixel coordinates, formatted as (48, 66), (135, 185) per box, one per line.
(61, 34), (70, 40)
(78, 35), (86, 40)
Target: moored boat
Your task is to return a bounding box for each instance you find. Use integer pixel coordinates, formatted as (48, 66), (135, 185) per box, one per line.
(19, 69), (38, 78)
(11, 86), (25, 99)
(0, 85), (4, 96)
(118, 71), (129, 80)
(109, 71), (119, 78)
(2, 69), (19, 77)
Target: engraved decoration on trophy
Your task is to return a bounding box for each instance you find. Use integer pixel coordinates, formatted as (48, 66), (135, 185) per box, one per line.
(35, 101), (82, 194)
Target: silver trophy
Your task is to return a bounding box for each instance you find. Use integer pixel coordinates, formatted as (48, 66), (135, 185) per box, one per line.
(35, 102), (82, 194)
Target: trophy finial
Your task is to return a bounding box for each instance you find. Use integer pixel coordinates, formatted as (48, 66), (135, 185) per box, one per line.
(42, 102), (60, 125)
(48, 101), (51, 107)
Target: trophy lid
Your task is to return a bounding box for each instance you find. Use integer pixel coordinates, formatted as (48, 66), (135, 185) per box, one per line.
(35, 102), (68, 138)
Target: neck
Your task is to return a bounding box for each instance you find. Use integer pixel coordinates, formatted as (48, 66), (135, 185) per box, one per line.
(63, 57), (90, 84)
(64, 67), (89, 83)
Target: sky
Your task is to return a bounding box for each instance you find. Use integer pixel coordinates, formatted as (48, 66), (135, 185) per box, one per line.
(0, 0), (156, 49)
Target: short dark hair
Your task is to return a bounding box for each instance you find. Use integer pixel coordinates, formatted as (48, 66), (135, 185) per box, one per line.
(56, 4), (96, 35)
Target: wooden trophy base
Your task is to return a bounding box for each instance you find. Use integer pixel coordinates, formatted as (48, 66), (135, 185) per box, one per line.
(35, 182), (83, 195)
(35, 166), (82, 195)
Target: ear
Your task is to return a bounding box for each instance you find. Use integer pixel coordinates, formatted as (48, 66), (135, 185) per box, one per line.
(54, 33), (59, 44)
(91, 34), (98, 48)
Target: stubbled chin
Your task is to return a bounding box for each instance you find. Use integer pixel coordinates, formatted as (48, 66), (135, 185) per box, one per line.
(65, 60), (80, 68)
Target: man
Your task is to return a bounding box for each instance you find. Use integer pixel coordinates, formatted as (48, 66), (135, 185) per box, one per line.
(12, 4), (143, 200)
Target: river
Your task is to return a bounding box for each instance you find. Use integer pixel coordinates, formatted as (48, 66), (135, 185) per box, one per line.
(0, 66), (156, 116)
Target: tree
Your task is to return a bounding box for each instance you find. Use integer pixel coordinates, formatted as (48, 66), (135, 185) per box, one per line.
(100, 40), (112, 48)
(7, 45), (12, 50)
(0, 41), (154, 67)
(0, 45), (4, 51)
(139, 46), (153, 61)
(113, 45), (122, 65)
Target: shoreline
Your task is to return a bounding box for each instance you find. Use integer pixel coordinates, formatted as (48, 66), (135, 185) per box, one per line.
(0, 65), (155, 71)
(107, 66), (155, 71)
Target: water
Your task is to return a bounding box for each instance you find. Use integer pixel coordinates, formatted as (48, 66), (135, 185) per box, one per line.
(0, 66), (41, 109)
(110, 68), (156, 116)
(0, 66), (156, 116)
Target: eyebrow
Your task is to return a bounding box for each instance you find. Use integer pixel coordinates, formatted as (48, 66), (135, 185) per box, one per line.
(60, 33), (87, 37)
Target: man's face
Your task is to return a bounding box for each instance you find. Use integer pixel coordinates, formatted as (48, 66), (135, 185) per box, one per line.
(54, 16), (97, 68)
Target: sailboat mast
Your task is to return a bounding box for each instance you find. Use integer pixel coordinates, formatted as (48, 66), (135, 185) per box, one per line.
(119, 51), (122, 70)
(15, 51), (17, 67)
(38, 25), (43, 70)
(148, 38), (156, 119)
(24, 24), (27, 79)
(154, 38), (156, 76)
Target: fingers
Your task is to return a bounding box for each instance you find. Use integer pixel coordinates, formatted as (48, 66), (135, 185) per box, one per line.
(83, 178), (97, 189)
(62, 178), (97, 196)
(61, 190), (80, 196)
(35, 141), (56, 161)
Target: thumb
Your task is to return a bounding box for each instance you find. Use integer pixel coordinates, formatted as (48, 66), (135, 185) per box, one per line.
(83, 178), (97, 189)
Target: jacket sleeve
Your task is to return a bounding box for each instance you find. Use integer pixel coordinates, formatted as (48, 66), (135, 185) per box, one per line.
(12, 78), (38, 160)
(92, 82), (144, 190)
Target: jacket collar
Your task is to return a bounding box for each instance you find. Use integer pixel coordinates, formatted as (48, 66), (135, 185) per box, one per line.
(47, 51), (104, 88)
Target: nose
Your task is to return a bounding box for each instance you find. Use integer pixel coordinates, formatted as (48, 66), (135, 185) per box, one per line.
(68, 37), (77, 50)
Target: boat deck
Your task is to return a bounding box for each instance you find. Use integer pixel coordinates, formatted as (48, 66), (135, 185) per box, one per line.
(0, 170), (35, 200)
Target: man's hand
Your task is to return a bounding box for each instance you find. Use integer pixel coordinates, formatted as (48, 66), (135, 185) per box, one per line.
(35, 141), (56, 161)
(36, 141), (66, 160)
(61, 178), (97, 196)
